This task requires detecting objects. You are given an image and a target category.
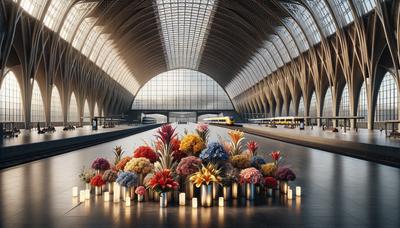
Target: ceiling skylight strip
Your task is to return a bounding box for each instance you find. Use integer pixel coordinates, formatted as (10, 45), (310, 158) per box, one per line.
(155, 0), (217, 70)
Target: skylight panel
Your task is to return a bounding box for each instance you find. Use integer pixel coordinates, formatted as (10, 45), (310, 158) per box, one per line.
(43, 0), (70, 32)
(330, 0), (354, 26)
(271, 35), (291, 63)
(72, 18), (96, 50)
(15, 0), (46, 19)
(282, 18), (309, 53)
(81, 26), (102, 57)
(276, 27), (299, 58)
(304, 0), (336, 37)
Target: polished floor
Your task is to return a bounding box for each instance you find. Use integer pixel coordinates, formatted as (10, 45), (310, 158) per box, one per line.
(0, 124), (399, 227)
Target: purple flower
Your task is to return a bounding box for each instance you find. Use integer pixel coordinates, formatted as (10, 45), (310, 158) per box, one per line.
(91, 158), (111, 170)
(275, 167), (296, 181)
(176, 156), (202, 176)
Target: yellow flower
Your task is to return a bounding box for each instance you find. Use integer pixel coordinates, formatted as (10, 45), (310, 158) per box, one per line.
(231, 154), (251, 169)
(260, 163), (277, 177)
(180, 134), (205, 155)
(124, 157), (153, 174)
(189, 163), (222, 188)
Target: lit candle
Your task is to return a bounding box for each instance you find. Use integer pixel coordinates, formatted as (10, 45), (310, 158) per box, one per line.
(104, 192), (110, 202)
(179, 193), (186, 206)
(85, 189), (90, 200)
(288, 189), (293, 200)
(296, 186), (301, 197)
(125, 196), (131, 207)
(72, 187), (78, 197)
(79, 190), (85, 203)
(218, 197), (224, 207)
(192, 197), (198, 208)
(113, 185), (120, 203)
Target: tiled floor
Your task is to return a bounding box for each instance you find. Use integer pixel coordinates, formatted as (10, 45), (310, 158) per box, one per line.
(0, 124), (399, 227)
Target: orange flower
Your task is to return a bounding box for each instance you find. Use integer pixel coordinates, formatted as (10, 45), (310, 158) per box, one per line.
(228, 130), (244, 144)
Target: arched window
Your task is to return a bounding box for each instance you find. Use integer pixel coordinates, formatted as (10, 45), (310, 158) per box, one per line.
(0, 71), (24, 124)
(375, 72), (399, 128)
(132, 69), (233, 110)
(309, 92), (317, 125)
(288, 100), (295, 116)
(51, 86), (63, 124)
(94, 103), (99, 117)
(83, 99), (90, 124)
(68, 92), (79, 123)
(298, 97), (304, 116)
(322, 88), (333, 117)
(339, 84), (349, 117)
(358, 82), (368, 128)
(31, 80), (45, 124)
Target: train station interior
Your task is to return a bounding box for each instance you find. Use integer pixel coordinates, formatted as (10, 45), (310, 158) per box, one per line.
(0, 0), (399, 227)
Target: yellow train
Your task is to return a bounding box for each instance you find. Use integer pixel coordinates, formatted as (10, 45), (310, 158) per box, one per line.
(203, 116), (235, 125)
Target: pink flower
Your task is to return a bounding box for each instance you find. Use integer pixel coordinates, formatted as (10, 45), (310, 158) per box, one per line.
(196, 123), (209, 133)
(135, 186), (146, 195)
(239, 167), (263, 184)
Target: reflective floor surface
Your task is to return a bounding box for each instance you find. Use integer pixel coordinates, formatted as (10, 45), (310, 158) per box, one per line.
(0, 124), (399, 227)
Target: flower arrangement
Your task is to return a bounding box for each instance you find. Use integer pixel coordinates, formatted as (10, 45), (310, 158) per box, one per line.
(135, 186), (146, 196)
(90, 174), (106, 187)
(91, 158), (111, 171)
(239, 167), (263, 184)
(260, 163), (277, 177)
(102, 169), (118, 182)
(270, 151), (281, 165)
(231, 154), (251, 169)
(246, 141), (259, 156)
(116, 171), (138, 187)
(264, 177), (278, 189)
(79, 167), (96, 183)
(113, 146), (125, 165)
(250, 156), (266, 169)
(148, 169), (179, 193)
(115, 156), (132, 171)
(189, 163), (222, 187)
(124, 157), (153, 174)
(228, 130), (245, 156)
(143, 173), (154, 187)
(133, 146), (158, 163)
(199, 142), (229, 164)
(195, 123), (210, 144)
(154, 124), (178, 170)
(176, 156), (202, 176)
(179, 134), (206, 156)
(275, 167), (296, 181)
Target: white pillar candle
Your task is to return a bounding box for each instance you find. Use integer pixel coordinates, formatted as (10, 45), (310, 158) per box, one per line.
(85, 189), (90, 200)
(179, 193), (186, 206)
(72, 187), (78, 197)
(218, 197), (224, 207)
(104, 192), (110, 202)
(79, 190), (85, 203)
(125, 196), (131, 207)
(296, 186), (301, 197)
(288, 189), (293, 200)
(113, 184), (120, 203)
(192, 197), (198, 208)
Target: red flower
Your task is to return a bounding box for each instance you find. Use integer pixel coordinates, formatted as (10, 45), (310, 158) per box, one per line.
(271, 151), (281, 162)
(264, 177), (277, 188)
(90, 174), (105, 187)
(247, 141), (258, 155)
(156, 124), (177, 145)
(133, 146), (158, 163)
(148, 169), (179, 193)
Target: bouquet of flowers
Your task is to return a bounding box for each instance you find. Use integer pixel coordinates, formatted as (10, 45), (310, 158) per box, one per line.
(199, 142), (229, 164)
(275, 167), (296, 181)
(231, 154), (251, 169)
(189, 163), (222, 188)
(195, 123), (210, 144)
(148, 169), (179, 193)
(113, 146), (125, 165)
(135, 186), (146, 196)
(246, 141), (259, 157)
(133, 146), (158, 163)
(155, 124), (178, 170)
(228, 130), (245, 156)
(90, 174), (106, 187)
(79, 167), (96, 183)
(124, 157), (153, 174)
(102, 169), (118, 182)
(270, 151), (282, 165)
(116, 171), (138, 187)
(260, 163), (277, 177)
(91, 158), (111, 171)
(179, 134), (206, 156)
(115, 156), (132, 171)
(264, 177), (278, 189)
(250, 156), (266, 169)
(176, 156), (202, 176)
(239, 167), (263, 184)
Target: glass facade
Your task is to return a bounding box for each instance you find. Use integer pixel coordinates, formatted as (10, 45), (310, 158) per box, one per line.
(358, 82), (368, 128)
(298, 97), (304, 116)
(132, 69), (233, 110)
(0, 71), (24, 123)
(68, 92), (79, 123)
(309, 92), (317, 124)
(30, 80), (45, 124)
(339, 84), (350, 117)
(322, 88), (333, 118)
(51, 86), (63, 124)
(375, 72), (399, 128)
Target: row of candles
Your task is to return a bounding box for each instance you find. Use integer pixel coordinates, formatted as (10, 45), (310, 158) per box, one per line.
(72, 185), (302, 207)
